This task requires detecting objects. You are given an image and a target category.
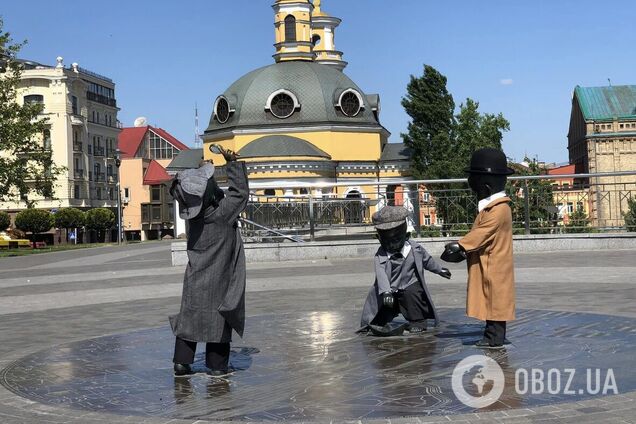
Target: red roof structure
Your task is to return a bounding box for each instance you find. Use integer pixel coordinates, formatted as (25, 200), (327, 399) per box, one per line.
(143, 160), (172, 185)
(118, 126), (189, 158)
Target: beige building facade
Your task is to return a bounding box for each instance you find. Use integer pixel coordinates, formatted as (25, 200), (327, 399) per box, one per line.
(568, 85), (636, 228)
(0, 56), (121, 243)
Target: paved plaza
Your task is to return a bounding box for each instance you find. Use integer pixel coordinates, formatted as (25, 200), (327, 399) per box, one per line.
(0, 242), (635, 423)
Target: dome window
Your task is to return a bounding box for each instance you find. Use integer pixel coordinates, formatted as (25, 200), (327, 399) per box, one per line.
(214, 96), (233, 124)
(266, 89), (300, 119)
(337, 89), (364, 117)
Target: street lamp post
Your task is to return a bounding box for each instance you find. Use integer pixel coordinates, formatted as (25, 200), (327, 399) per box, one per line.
(114, 148), (122, 245)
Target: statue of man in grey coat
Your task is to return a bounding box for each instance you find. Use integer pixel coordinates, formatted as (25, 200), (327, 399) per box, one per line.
(169, 145), (248, 376)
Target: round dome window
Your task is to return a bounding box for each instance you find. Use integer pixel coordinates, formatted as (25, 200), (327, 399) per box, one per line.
(270, 92), (296, 119)
(339, 90), (363, 117)
(215, 96), (231, 124)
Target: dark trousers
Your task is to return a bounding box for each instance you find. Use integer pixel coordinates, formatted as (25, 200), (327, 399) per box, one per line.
(483, 320), (506, 346)
(371, 283), (430, 328)
(173, 337), (230, 371)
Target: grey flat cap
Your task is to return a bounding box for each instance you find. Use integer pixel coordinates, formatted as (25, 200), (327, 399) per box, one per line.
(175, 163), (215, 220)
(372, 206), (409, 230)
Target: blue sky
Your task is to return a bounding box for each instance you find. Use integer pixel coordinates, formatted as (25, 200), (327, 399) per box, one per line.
(3, 0), (635, 163)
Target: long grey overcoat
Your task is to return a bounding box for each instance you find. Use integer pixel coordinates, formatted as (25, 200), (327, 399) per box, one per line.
(170, 161), (249, 343)
(359, 240), (443, 330)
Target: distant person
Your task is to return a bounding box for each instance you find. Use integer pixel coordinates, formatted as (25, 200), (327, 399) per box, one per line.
(441, 148), (516, 349)
(169, 145), (249, 376)
(359, 206), (452, 336)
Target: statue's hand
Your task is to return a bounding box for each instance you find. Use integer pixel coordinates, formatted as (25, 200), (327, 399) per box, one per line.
(439, 267), (452, 279)
(441, 242), (466, 263)
(382, 292), (395, 309)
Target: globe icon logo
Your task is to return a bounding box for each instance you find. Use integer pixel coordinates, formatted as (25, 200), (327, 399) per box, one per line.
(451, 355), (505, 408)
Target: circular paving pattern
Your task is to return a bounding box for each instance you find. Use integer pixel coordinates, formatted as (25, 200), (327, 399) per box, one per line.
(1, 308), (635, 421)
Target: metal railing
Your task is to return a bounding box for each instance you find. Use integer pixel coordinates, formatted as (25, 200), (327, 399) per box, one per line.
(237, 171), (636, 242)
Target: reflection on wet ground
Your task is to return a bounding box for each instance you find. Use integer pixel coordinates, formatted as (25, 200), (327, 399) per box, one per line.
(1, 308), (635, 421)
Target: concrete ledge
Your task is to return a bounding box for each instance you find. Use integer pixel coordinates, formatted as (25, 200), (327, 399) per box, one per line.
(171, 233), (636, 266)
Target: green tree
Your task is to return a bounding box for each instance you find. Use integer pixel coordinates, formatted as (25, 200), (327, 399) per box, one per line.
(14, 208), (53, 241)
(508, 158), (556, 234)
(0, 18), (64, 204)
(0, 210), (10, 230)
(85, 208), (115, 242)
(54, 207), (85, 242)
(565, 207), (590, 233)
(402, 68), (511, 230)
(401, 65), (456, 180)
(624, 197), (636, 232)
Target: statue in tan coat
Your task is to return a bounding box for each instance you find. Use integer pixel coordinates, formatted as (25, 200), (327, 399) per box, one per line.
(441, 148), (516, 349)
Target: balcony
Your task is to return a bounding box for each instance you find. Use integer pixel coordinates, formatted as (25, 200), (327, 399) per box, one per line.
(86, 91), (117, 107)
(94, 172), (105, 182)
(74, 169), (84, 179)
(107, 174), (116, 183)
(141, 203), (173, 225)
(94, 146), (105, 157)
(73, 141), (83, 152)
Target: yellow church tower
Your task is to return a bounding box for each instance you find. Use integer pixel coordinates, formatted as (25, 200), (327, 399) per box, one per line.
(272, 0), (315, 62)
(311, 0), (347, 70)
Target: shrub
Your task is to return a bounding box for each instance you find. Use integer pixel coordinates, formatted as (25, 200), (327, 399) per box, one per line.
(565, 208), (590, 234)
(420, 226), (442, 237)
(14, 209), (54, 241)
(0, 211), (10, 231)
(624, 197), (636, 232)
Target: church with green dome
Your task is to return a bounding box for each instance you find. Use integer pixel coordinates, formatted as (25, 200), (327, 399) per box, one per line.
(201, 0), (412, 200)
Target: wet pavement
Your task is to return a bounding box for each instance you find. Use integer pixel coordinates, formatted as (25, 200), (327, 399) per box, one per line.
(2, 308), (635, 421)
(0, 242), (635, 423)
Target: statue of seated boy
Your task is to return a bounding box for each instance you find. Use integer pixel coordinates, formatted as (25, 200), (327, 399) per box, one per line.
(359, 206), (451, 336)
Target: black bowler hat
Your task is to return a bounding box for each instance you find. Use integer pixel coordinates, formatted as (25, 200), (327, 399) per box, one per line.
(465, 148), (515, 175)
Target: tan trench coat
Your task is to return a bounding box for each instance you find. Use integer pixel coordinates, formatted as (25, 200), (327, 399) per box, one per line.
(459, 197), (516, 321)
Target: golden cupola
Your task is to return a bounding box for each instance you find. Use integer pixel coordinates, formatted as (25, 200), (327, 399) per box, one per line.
(272, 0), (315, 62)
(310, 0), (347, 71)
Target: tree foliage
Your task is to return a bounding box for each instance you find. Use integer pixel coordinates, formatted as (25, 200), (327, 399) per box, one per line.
(54, 207), (85, 230)
(624, 197), (636, 232)
(508, 158), (556, 234)
(14, 208), (53, 239)
(565, 206), (590, 233)
(0, 18), (64, 204)
(85, 208), (115, 231)
(0, 210), (10, 230)
(401, 66), (511, 228)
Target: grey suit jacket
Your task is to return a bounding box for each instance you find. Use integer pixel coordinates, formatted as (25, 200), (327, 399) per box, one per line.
(359, 240), (443, 330)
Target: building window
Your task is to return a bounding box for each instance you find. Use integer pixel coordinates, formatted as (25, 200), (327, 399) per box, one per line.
(71, 95), (78, 115)
(312, 34), (321, 46)
(424, 215), (431, 226)
(567, 202), (574, 214)
(74, 185), (80, 199)
(151, 185), (162, 202)
(264, 189), (276, 196)
(109, 187), (114, 200)
(43, 129), (51, 150)
(214, 96), (232, 124)
(96, 187), (102, 200)
(576, 202), (583, 212)
(124, 187), (130, 199)
(284, 15), (296, 42)
(147, 132), (176, 159)
(270, 92), (295, 118)
(152, 205), (162, 221)
(266, 89), (300, 119)
(422, 192), (430, 202)
(337, 89), (364, 117)
(24, 94), (44, 104)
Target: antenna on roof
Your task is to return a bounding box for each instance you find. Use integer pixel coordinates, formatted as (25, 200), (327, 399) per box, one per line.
(194, 102), (202, 149)
(608, 78), (612, 87)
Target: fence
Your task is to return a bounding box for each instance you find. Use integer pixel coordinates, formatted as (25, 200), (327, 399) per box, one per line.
(238, 171), (636, 242)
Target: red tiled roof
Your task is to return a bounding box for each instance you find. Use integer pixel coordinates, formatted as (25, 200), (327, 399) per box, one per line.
(118, 126), (189, 159)
(547, 164), (576, 175)
(143, 160), (172, 185)
(118, 127), (148, 158)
